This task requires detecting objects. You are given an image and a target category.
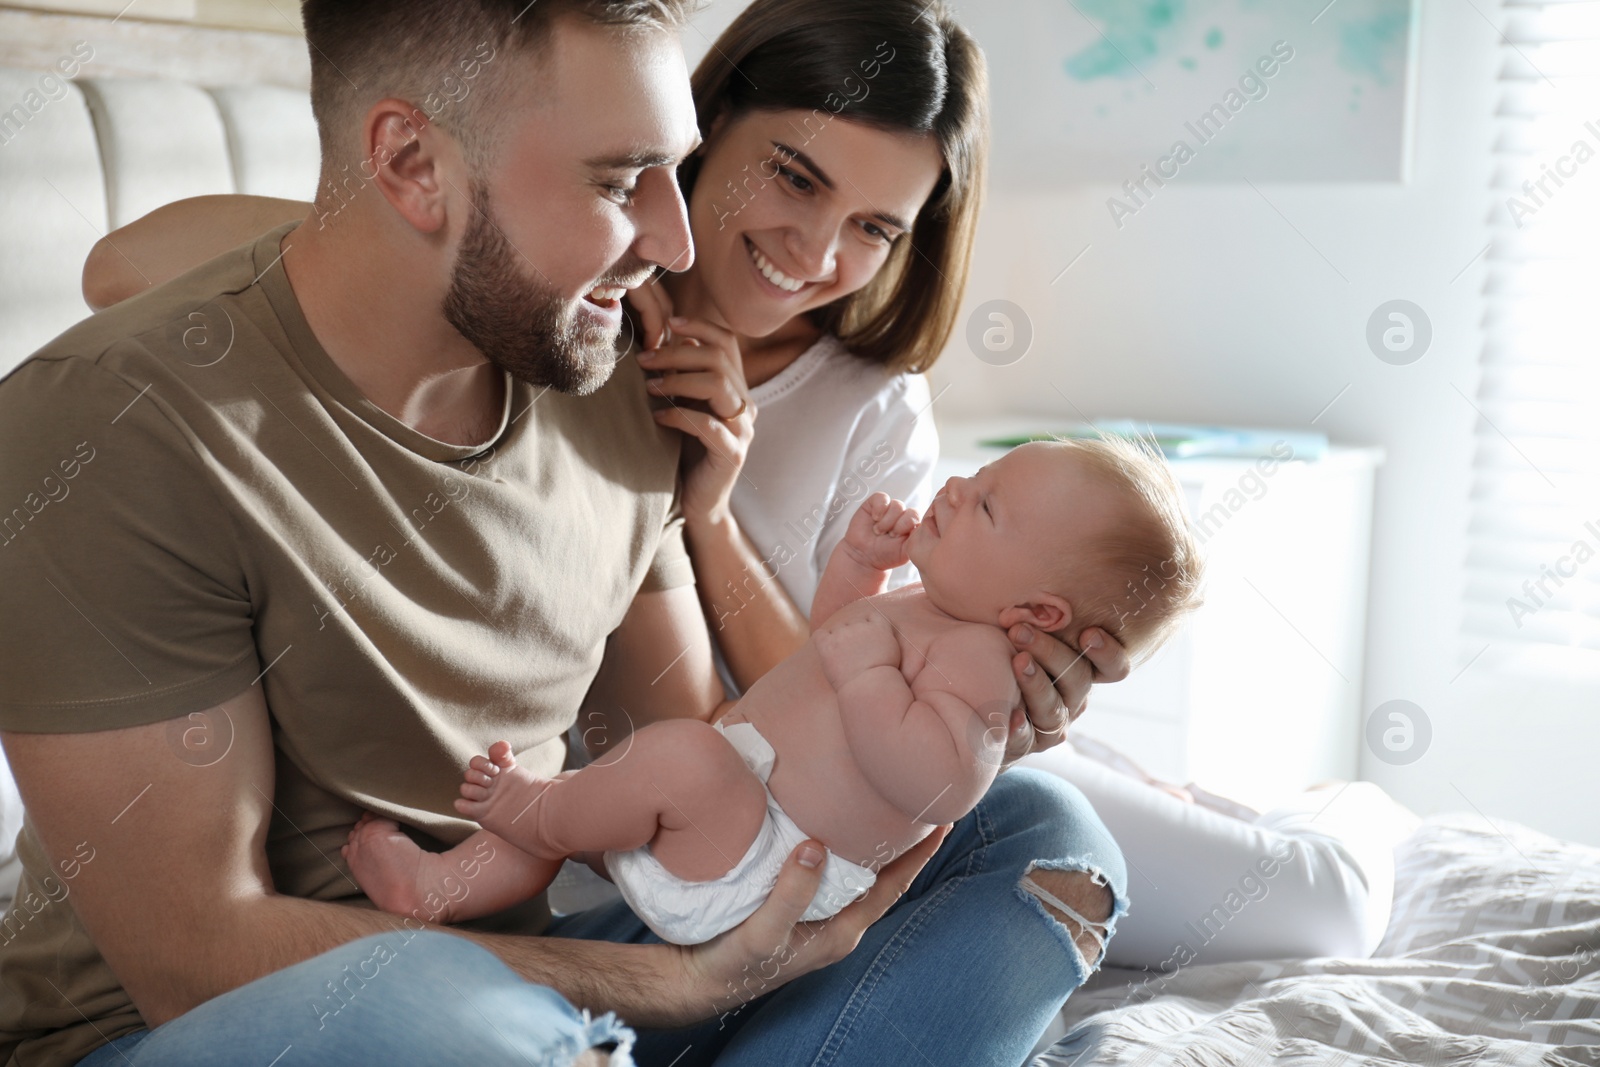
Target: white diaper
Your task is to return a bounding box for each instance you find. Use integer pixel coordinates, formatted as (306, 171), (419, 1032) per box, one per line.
(602, 720), (877, 945)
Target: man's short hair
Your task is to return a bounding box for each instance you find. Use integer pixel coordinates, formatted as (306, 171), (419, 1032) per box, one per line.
(299, 0), (697, 183)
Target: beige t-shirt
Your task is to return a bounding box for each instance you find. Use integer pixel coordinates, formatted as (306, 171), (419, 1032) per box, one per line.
(0, 224), (692, 1067)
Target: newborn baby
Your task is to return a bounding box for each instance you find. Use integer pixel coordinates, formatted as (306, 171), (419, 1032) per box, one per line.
(344, 437), (1203, 944)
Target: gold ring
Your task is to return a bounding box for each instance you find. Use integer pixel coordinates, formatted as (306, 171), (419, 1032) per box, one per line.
(719, 397), (748, 423)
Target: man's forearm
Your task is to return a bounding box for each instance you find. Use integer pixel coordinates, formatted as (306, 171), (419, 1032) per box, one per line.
(577, 690), (738, 763)
(573, 698), (632, 762)
(151, 893), (691, 1030)
(471, 917), (690, 1028)
(575, 585), (725, 755)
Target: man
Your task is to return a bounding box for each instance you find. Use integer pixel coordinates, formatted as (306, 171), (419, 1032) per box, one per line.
(0, 2), (929, 1062)
(0, 2), (1115, 1064)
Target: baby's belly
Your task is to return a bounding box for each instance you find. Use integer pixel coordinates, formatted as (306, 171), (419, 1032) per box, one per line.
(731, 645), (931, 870)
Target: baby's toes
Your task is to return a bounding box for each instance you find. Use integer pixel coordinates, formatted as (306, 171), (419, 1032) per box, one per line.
(460, 781), (490, 803)
(467, 754), (499, 779)
(488, 740), (516, 769)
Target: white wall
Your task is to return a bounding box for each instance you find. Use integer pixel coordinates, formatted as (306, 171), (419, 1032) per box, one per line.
(683, 1), (1596, 845)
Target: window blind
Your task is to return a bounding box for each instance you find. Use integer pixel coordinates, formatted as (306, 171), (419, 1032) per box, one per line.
(1462, 0), (1600, 663)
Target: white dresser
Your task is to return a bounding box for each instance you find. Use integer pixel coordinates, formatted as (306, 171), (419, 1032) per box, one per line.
(933, 416), (1385, 812)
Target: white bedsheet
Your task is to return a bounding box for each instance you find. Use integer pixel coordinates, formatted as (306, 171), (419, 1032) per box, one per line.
(1034, 814), (1600, 1066)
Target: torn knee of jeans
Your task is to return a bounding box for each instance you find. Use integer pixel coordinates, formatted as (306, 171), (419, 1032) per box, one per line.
(1017, 859), (1127, 978)
(560, 1008), (635, 1067)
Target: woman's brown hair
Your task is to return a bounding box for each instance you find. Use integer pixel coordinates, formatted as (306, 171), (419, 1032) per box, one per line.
(680, 0), (990, 374)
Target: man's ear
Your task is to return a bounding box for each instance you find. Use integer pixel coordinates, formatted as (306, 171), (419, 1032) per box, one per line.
(362, 99), (451, 235)
(997, 593), (1071, 635)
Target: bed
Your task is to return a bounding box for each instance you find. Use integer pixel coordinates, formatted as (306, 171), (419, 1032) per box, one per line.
(1030, 813), (1600, 1066)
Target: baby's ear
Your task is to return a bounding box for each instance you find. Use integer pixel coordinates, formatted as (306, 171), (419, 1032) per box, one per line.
(998, 594), (1071, 634)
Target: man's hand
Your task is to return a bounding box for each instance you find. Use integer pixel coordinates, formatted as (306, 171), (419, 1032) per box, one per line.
(813, 612), (900, 692)
(839, 493), (919, 572)
(1002, 624), (1131, 764)
(670, 826), (950, 1023)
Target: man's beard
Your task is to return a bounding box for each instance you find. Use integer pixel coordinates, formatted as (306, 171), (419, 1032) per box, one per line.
(442, 184), (632, 396)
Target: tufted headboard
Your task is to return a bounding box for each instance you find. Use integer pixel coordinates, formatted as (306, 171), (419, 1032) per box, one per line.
(0, 68), (320, 376)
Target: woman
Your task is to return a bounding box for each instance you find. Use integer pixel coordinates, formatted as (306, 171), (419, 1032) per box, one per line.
(582, 0), (1410, 985)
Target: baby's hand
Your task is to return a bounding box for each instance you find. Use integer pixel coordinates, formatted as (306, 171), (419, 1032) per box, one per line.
(842, 493), (919, 571)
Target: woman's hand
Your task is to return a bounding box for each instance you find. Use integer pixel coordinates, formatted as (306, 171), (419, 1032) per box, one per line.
(626, 270), (677, 354)
(642, 311), (756, 528)
(1002, 625), (1130, 764)
(666, 826), (950, 1026)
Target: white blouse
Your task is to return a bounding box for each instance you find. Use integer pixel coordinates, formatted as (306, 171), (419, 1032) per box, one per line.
(711, 332), (940, 695)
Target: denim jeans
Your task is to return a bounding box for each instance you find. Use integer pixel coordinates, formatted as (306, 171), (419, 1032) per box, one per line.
(75, 928), (633, 1066)
(78, 767), (1126, 1067)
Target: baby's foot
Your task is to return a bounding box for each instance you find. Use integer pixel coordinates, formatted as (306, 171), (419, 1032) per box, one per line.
(342, 812), (460, 922)
(454, 741), (562, 856)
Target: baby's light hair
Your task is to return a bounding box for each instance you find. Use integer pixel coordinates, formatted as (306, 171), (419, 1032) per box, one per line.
(1044, 434), (1205, 663)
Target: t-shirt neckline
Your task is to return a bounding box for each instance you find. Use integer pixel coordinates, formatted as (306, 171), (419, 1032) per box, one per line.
(252, 223), (516, 464)
(747, 333), (840, 407)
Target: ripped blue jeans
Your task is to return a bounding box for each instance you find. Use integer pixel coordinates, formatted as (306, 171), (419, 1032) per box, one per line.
(550, 765), (1129, 1067)
(77, 767), (1125, 1067)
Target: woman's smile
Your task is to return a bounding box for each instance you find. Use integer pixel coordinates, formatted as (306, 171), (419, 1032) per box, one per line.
(743, 236), (814, 298)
